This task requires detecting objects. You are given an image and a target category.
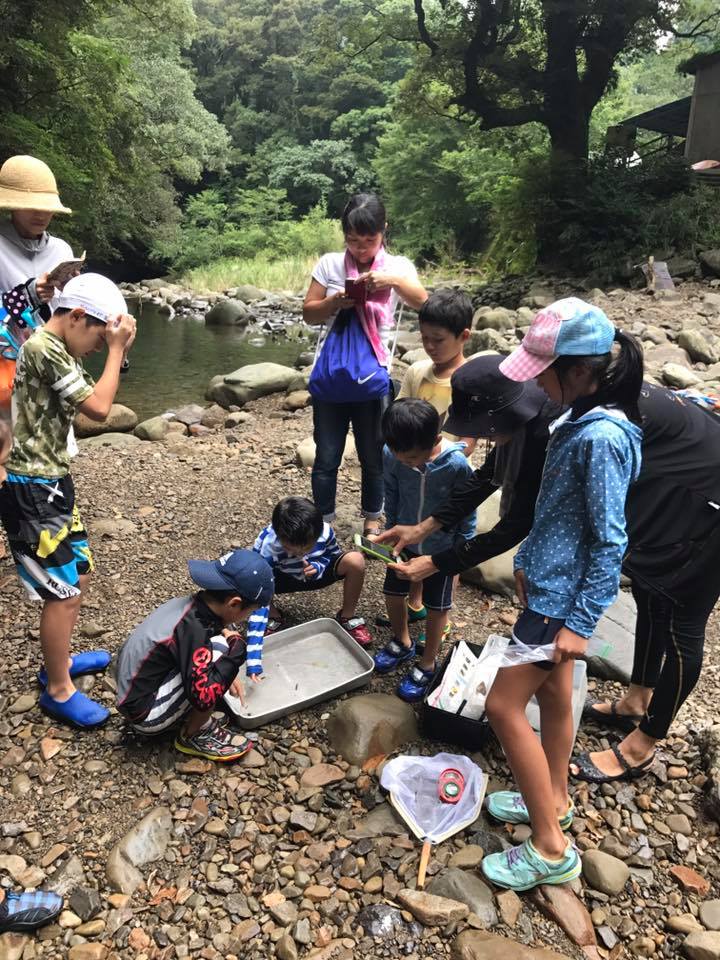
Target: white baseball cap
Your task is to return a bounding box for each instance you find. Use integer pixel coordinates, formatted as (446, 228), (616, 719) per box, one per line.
(56, 273), (127, 324)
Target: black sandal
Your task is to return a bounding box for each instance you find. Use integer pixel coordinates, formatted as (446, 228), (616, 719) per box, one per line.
(583, 699), (642, 734)
(571, 744), (655, 784)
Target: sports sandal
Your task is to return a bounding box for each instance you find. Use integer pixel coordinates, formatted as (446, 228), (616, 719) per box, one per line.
(416, 621), (452, 655)
(37, 649), (112, 688)
(583, 699), (642, 734)
(175, 717), (252, 763)
(337, 612), (373, 647)
(486, 791), (575, 830)
(571, 744), (656, 784)
(38, 690), (109, 729)
(0, 890), (63, 932)
(482, 839), (581, 892)
(373, 638), (415, 674)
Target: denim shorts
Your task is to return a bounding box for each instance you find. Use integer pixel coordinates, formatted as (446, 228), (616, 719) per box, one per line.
(511, 608), (564, 671)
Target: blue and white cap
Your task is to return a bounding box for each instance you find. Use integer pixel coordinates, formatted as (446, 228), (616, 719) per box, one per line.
(56, 273), (127, 324)
(188, 549), (274, 606)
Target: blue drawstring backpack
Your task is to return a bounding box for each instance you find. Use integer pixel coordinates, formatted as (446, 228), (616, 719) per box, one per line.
(309, 307), (399, 404)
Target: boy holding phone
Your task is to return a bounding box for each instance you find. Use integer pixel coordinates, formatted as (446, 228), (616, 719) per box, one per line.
(374, 399), (476, 701)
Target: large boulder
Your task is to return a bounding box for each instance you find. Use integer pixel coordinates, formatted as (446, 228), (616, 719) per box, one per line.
(80, 432), (143, 450)
(584, 590), (636, 682)
(427, 868), (497, 926)
(226, 284), (268, 302)
(666, 255), (698, 279)
(134, 416), (171, 442)
(402, 347), (431, 366)
(662, 363), (702, 389)
(74, 404), (137, 438)
(106, 807), (172, 895)
(452, 930), (571, 960)
(699, 250), (720, 277)
(460, 490), (517, 598)
(582, 849), (630, 895)
(296, 434), (355, 469)
(465, 330), (510, 356)
(326, 693), (417, 765)
(473, 307), (517, 331)
(677, 329), (719, 365)
(207, 362), (299, 408)
(205, 299), (251, 327)
(171, 403), (206, 427)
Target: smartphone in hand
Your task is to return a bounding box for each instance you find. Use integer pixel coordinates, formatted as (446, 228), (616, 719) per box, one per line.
(345, 278), (367, 303)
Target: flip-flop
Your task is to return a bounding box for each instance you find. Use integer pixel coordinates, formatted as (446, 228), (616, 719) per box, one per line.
(571, 744), (655, 784)
(583, 699), (642, 734)
(37, 649), (112, 688)
(38, 690), (110, 729)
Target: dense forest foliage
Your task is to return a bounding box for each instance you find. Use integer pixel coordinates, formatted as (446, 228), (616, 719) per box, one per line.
(1, 0), (718, 284)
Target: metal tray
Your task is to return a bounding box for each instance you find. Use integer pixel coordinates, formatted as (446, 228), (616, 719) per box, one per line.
(224, 617), (375, 729)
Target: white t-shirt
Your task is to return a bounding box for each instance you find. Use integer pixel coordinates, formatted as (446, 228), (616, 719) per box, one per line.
(311, 251), (419, 362)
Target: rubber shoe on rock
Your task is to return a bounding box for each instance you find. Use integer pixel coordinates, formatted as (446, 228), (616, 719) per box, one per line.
(337, 612), (373, 647)
(373, 638), (415, 674)
(397, 662), (437, 702)
(37, 649), (111, 688)
(486, 791), (575, 831)
(38, 690), (109, 729)
(482, 839), (581, 892)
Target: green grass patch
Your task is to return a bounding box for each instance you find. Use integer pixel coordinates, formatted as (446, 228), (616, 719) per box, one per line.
(180, 254), (320, 295)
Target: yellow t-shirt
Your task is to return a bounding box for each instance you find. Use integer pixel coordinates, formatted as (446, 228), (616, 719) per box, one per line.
(397, 358), (459, 438)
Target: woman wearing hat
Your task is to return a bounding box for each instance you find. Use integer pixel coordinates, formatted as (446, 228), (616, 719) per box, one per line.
(0, 155), (76, 410)
(380, 301), (720, 786)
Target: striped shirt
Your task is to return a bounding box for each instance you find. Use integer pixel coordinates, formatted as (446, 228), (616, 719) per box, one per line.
(245, 523), (342, 675)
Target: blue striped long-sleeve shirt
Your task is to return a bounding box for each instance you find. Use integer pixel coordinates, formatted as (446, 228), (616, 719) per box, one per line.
(245, 523), (342, 675)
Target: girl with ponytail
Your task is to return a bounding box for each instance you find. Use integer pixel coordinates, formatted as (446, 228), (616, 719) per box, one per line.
(479, 298), (643, 893)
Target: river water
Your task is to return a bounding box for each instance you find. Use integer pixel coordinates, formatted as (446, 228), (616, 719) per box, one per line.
(85, 301), (308, 421)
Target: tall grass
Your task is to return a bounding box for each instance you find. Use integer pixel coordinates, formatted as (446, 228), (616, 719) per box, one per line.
(182, 254), (319, 295)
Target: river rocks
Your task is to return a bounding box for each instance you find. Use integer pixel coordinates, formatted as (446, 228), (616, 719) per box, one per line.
(662, 362), (703, 389)
(397, 888), (469, 926)
(134, 415), (171, 442)
(106, 807), (172, 894)
(349, 802), (407, 839)
(529, 884), (596, 947)
(460, 490), (516, 597)
(684, 931), (720, 960)
(700, 250), (720, 277)
(80, 431), (143, 449)
(171, 403), (207, 426)
(91, 518), (137, 538)
(296, 434), (355, 469)
(326, 693), (418, 764)
(283, 389), (311, 411)
(671, 865), (711, 896)
(205, 299), (251, 326)
(0, 933), (29, 960)
(678, 329), (719, 365)
(208, 362), (299, 407)
(452, 930), (571, 959)
(427, 867), (498, 926)
(300, 763), (344, 787)
(700, 902), (720, 932)
(667, 256), (698, 278)
(357, 904), (408, 938)
(582, 849), (630, 895)
(699, 725), (720, 823)
(473, 306), (517, 331)
(227, 283), (268, 302)
(448, 846), (485, 870)
(465, 330), (509, 355)
(74, 403), (138, 438)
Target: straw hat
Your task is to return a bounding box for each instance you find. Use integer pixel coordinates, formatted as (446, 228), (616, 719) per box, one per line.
(0, 155), (71, 214)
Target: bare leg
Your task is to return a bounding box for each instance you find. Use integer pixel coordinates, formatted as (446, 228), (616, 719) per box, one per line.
(485, 664), (568, 860)
(385, 595), (411, 649)
(408, 582), (424, 610)
(39, 572), (90, 701)
(534, 661), (575, 815)
(419, 609), (448, 672)
(337, 551), (365, 619)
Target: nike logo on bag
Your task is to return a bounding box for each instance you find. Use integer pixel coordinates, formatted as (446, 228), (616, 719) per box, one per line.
(357, 372), (378, 384)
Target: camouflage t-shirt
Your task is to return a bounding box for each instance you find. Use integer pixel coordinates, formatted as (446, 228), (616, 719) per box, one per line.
(7, 327), (94, 478)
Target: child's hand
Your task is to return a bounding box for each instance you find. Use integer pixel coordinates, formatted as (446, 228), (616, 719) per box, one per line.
(553, 627), (588, 662)
(35, 272), (56, 303)
(228, 676), (244, 703)
(358, 271), (395, 293)
(250, 673), (264, 683)
(106, 314), (137, 351)
(514, 569), (528, 607)
(303, 562), (318, 578)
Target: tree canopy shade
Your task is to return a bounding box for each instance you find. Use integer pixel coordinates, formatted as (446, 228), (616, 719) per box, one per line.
(409, 0), (720, 165)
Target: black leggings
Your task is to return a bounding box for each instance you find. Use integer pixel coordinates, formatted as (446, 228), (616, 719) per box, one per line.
(631, 578), (720, 740)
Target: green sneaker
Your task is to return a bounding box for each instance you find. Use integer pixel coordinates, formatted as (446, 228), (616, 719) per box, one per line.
(486, 791), (575, 831)
(482, 839), (581, 892)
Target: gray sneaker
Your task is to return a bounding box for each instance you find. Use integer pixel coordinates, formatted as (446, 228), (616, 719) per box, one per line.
(175, 717), (252, 763)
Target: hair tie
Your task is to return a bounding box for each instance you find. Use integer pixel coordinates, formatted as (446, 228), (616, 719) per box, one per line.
(614, 329), (624, 342)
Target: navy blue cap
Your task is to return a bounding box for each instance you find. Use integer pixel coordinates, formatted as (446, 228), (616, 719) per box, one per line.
(188, 549), (274, 606)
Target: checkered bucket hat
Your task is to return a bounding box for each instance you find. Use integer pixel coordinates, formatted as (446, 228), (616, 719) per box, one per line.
(499, 298), (615, 382)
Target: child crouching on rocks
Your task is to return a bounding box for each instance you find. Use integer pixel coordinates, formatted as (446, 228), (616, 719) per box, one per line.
(116, 549), (274, 762)
(246, 496), (372, 673)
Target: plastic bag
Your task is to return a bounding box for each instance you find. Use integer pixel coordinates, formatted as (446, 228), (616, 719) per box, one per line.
(380, 752), (485, 843)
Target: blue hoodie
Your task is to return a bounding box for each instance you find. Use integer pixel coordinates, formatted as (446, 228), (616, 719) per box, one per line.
(383, 440), (476, 555)
(515, 407), (642, 638)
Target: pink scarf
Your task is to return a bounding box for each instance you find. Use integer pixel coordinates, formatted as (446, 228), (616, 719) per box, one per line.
(344, 247), (394, 365)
